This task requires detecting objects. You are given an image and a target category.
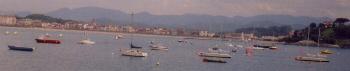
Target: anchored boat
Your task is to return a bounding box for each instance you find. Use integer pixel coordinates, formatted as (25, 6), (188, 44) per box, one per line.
(295, 56), (329, 62)
(8, 45), (34, 51)
(35, 35), (61, 44)
(121, 49), (148, 57)
(198, 52), (232, 58)
(203, 57), (227, 63)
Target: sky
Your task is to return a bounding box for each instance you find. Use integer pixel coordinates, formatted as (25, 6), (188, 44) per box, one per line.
(0, 0), (349, 18)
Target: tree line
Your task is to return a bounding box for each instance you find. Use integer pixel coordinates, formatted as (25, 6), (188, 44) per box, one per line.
(282, 18), (350, 47)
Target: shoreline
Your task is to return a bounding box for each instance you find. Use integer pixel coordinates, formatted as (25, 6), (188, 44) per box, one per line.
(0, 26), (200, 39)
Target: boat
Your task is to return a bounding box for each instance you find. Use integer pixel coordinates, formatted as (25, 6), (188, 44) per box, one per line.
(295, 28), (330, 62)
(250, 46), (264, 50)
(320, 49), (333, 54)
(269, 46), (278, 49)
(4, 31), (10, 35)
(8, 45), (34, 51)
(202, 57), (227, 63)
(198, 52), (232, 58)
(58, 34), (63, 37)
(295, 56), (329, 62)
(254, 44), (277, 49)
(13, 31), (18, 35)
(121, 49), (148, 57)
(35, 35), (61, 44)
(79, 29), (95, 45)
(79, 39), (95, 44)
(150, 44), (168, 50)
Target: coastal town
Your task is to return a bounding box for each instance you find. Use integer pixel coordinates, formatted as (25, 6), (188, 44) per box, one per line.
(0, 14), (261, 40)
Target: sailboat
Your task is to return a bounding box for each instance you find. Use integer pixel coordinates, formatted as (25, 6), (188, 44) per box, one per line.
(295, 27), (329, 62)
(128, 12), (142, 49)
(319, 28), (333, 54)
(78, 31), (95, 45)
(78, 20), (95, 45)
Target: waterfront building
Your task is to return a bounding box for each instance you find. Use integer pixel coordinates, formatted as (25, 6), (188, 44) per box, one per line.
(0, 15), (16, 25)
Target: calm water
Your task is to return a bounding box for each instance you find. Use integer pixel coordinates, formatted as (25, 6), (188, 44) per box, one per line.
(0, 27), (349, 71)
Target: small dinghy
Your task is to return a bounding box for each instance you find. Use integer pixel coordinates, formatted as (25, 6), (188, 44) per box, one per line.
(8, 45), (34, 51)
(203, 57), (227, 63)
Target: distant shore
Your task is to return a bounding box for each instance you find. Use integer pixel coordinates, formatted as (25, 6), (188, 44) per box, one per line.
(0, 26), (206, 39)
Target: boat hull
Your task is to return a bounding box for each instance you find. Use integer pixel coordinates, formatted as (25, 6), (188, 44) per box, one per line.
(35, 39), (61, 44)
(203, 58), (227, 63)
(295, 56), (330, 62)
(8, 45), (34, 51)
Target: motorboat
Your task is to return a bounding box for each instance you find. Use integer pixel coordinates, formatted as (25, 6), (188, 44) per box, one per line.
(295, 56), (329, 62)
(8, 45), (34, 51)
(35, 35), (61, 44)
(198, 52), (232, 58)
(79, 39), (95, 45)
(121, 49), (148, 57)
(202, 57), (227, 63)
(320, 49), (333, 54)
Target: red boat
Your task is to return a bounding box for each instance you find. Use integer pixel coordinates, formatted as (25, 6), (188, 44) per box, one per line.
(35, 35), (61, 44)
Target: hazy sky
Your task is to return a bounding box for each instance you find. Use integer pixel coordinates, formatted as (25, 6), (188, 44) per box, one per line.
(0, 0), (349, 17)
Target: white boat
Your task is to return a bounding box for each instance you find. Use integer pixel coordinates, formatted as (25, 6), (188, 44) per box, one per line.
(250, 47), (264, 50)
(150, 44), (168, 50)
(13, 31), (18, 35)
(4, 31), (10, 35)
(79, 39), (95, 45)
(58, 34), (63, 37)
(198, 52), (232, 58)
(79, 24), (95, 45)
(121, 49), (148, 57)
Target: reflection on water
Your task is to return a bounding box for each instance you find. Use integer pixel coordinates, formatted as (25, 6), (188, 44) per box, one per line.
(0, 27), (349, 71)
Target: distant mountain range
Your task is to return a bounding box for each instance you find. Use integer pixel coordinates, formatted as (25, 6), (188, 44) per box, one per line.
(17, 7), (326, 32)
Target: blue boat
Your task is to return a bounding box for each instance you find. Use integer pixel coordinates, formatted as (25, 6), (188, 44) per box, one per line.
(8, 45), (34, 51)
